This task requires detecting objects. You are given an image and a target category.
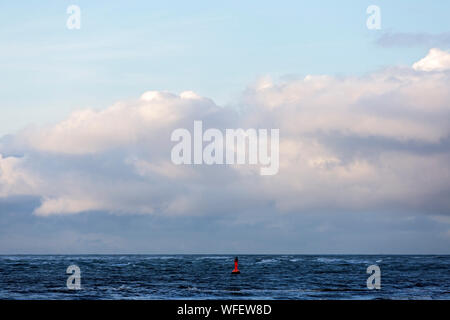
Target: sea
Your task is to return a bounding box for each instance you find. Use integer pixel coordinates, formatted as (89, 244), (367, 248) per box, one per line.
(0, 255), (449, 300)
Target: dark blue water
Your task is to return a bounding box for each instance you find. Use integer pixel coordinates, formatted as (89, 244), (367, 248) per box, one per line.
(0, 255), (449, 299)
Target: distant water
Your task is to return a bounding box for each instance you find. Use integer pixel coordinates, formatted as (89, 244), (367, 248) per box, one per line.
(0, 255), (449, 299)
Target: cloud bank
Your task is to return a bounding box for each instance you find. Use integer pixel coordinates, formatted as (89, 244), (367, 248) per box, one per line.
(1, 49), (450, 220)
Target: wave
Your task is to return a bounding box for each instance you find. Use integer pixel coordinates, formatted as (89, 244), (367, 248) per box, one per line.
(256, 259), (279, 264)
(317, 257), (341, 263)
(196, 256), (231, 260)
(316, 257), (372, 264)
(143, 256), (182, 260)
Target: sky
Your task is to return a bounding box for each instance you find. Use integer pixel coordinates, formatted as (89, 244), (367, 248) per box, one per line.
(0, 1), (450, 253)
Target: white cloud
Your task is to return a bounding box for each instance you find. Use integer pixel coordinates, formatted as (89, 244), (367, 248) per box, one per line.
(413, 48), (450, 72)
(0, 154), (40, 197)
(34, 196), (104, 216)
(1, 50), (450, 218)
(15, 91), (219, 155)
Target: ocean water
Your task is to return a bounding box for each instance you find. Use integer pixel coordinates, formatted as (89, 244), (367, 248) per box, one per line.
(0, 255), (449, 300)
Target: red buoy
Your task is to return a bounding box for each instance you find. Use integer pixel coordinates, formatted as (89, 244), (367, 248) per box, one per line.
(231, 257), (240, 274)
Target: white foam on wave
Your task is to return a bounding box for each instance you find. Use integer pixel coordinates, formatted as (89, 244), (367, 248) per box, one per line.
(144, 256), (182, 260)
(317, 257), (372, 264)
(317, 257), (341, 263)
(256, 259), (279, 264)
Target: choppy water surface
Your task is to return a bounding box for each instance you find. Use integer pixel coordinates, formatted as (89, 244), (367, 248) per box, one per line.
(0, 255), (449, 299)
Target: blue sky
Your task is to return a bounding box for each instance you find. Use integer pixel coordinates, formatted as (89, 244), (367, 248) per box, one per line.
(1, 1), (450, 253)
(1, 0), (450, 135)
